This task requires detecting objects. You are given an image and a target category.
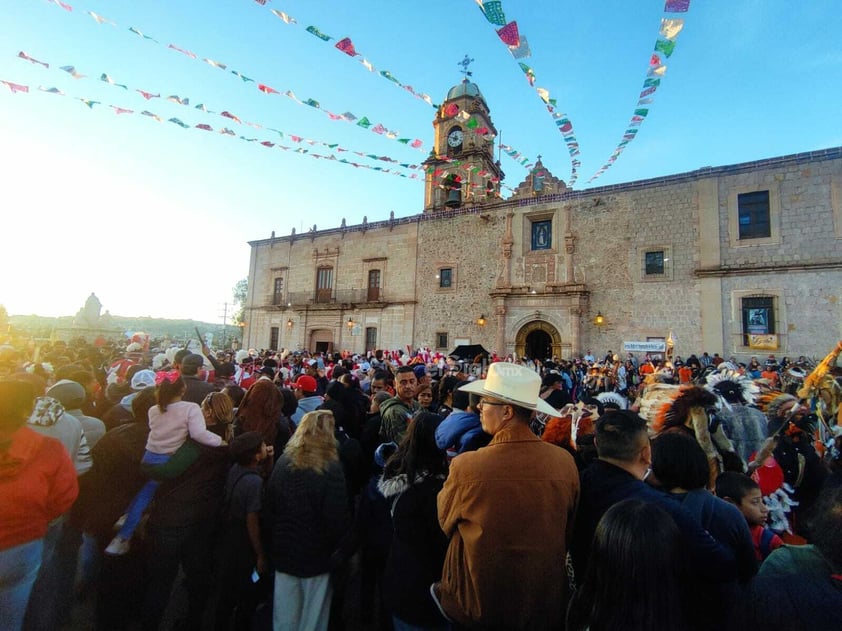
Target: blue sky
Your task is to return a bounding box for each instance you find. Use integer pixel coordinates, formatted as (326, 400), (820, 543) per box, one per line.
(1, 0), (840, 324)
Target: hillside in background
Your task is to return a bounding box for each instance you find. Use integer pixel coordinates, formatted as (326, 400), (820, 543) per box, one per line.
(8, 313), (243, 347)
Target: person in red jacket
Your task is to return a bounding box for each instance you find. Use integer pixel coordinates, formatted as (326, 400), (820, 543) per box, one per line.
(0, 379), (78, 631)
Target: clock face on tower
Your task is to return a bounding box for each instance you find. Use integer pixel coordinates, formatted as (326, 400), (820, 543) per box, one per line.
(447, 128), (463, 148)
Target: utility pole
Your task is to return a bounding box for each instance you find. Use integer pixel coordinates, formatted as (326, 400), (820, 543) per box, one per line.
(219, 302), (231, 349)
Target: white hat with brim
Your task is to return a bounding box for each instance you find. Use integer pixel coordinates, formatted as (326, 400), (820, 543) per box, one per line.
(460, 362), (562, 417)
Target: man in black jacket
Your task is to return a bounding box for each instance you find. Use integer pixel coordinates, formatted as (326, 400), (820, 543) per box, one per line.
(180, 353), (216, 405)
(141, 442), (230, 630)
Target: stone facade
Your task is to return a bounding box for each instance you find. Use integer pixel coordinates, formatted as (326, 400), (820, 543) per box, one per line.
(244, 83), (842, 361)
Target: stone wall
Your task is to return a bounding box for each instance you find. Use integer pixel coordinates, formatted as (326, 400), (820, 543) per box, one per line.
(244, 148), (842, 359)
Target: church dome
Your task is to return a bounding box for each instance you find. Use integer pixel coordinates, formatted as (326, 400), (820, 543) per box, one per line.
(446, 79), (484, 101)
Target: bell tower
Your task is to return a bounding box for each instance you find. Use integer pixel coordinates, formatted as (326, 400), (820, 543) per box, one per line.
(422, 58), (504, 212)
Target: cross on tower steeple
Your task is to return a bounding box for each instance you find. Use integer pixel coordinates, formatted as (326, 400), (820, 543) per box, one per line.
(458, 54), (474, 79)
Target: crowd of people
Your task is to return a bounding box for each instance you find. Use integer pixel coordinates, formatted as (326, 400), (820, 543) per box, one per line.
(1, 334), (841, 631)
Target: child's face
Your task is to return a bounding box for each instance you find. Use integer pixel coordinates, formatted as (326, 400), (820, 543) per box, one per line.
(739, 488), (769, 527)
(417, 391), (433, 407)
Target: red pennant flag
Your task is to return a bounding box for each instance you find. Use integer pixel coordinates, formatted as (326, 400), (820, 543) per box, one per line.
(496, 21), (520, 47)
(335, 37), (359, 57)
(1, 80), (29, 94)
(444, 103), (459, 118)
(221, 111), (242, 123)
(261, 141), (275, 147)
(650, 53), (662, 67)
(258, 83), (279, 94)
(136, 89), (159, 100)
(18, 51), (49, 68)
(410, 139), (423, 149)
(195, 124), (213, 131)
(110, 106), (133, 115)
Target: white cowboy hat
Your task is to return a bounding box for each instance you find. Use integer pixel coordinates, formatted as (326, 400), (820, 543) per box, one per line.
(461, 362), (561, 417)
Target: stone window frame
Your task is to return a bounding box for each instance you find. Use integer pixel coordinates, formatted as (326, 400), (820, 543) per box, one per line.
(727, 183), (781, 248)
(523, 210), (557, 254)
(638, 245), (673, 282)
(729, 288), (786, 354)
(435, 331), (449, 350)
(437, 265), (456, 291)
(365, 326), (377, 352)
(272, 276), (284, 306)
(363, 257), (387, 302)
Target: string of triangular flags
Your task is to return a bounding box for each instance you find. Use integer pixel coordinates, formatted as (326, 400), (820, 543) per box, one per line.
(586, 0), (690, 183)
(257, 4), (438, 110)
(15, 51), (425, 172)
(41, 0), (426, 151)
(475, 0), (581, 186)
(0, 75), (426, 181)
(256, 2), (537, 177)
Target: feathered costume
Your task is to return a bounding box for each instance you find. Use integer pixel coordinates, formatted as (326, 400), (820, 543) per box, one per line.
(638, 383), (743, 488)
(705, 370), (767, 463)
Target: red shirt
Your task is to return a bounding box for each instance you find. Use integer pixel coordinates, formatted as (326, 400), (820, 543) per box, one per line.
(750, 524), (783, 561)
(0, 427), (78, 550)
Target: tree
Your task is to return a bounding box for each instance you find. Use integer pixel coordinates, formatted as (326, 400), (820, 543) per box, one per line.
(232, 279), (248, 324)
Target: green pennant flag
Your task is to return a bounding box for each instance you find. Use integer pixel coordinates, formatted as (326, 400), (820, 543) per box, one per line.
(466, 117), (479, 129)
(380, 70), (400, 84)
(634, 108), (649, 117)
(168, 117), (189, 128)
(306, 26), (332, 41)
(357, 117), (372, 129)
(480, 1), (506, 26)
(231, 71), (254, 83)
(398, 138), (410, 144)
(327, 143), (338, 148)
(643, 77), (661, 88)
(305, 98), (320, 108)
(654, 39), (676, 58)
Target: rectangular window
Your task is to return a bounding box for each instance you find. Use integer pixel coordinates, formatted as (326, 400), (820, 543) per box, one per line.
(742, 296), (775, 345)
(272, 277), (284, 305)
(439, 268), (453, 288)
(269, 326), (279, 351)
(316, 267), (333, 303)
(367, 269), (381, 302)
(738, 190), (771, 240)
(531, 220), (552, 250)
(365, 327), (377, 352)
(644, 251), (665, 276)
(436, 332), (449, 350)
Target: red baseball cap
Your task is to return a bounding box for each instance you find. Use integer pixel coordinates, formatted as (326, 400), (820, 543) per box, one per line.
(294, 375), (318, 393)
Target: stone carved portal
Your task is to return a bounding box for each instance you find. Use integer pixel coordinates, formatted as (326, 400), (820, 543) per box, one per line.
(309, 329), (334, 354)
(516, 320), (562, 360)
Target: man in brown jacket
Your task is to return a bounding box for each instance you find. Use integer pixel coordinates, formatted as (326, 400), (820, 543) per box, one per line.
(434, 362), (579, 630)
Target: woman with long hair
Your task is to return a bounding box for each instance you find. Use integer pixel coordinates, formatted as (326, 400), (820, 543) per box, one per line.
(201, 391), (234, 443)
(567, 499), (689, 631)
(266, 410), (348, 631)
(378, 411), (449, 630)
(235, 379), (282, 448)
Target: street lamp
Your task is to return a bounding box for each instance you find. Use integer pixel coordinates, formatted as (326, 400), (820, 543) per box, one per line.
(594, 312), (605, 326)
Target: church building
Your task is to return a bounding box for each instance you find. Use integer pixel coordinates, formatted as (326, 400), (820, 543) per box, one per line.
(243, 79), (842, 361)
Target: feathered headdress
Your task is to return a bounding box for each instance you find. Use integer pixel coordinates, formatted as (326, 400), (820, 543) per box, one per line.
(757, 391), (800, 420)
(596, 391), (628, 410)
(652, 385), (719, 434)
(705, 370), (760, 408)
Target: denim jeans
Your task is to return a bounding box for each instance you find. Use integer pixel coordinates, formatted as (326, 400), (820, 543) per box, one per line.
(0, 538), (43, 631)
(117, 450), (170, 540)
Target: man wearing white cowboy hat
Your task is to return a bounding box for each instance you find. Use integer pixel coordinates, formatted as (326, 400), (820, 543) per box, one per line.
(433, 362), (579, 630)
